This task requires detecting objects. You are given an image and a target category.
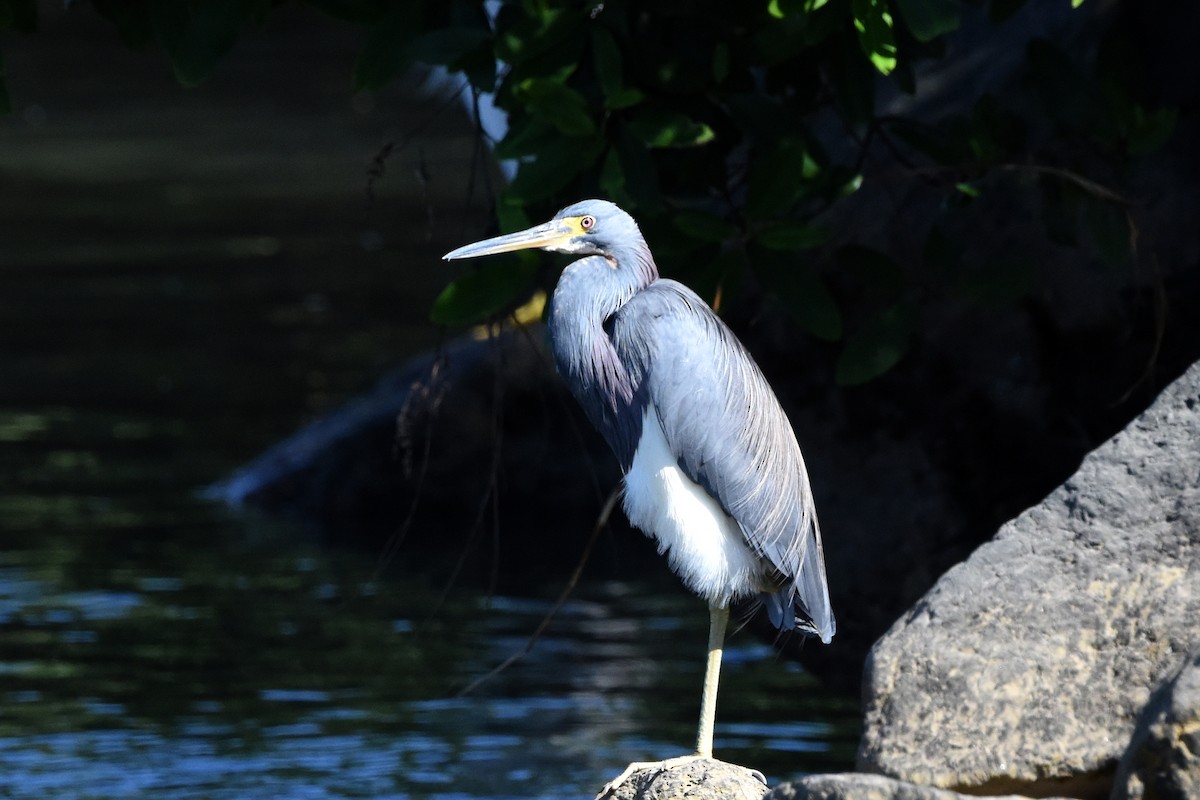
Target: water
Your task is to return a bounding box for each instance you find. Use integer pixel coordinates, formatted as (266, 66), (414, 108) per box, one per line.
(0, 8), (859, 798)
(0, 500), (857, 798)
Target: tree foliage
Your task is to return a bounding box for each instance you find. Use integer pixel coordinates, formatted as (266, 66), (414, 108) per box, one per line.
(1, 0), (1180, 384)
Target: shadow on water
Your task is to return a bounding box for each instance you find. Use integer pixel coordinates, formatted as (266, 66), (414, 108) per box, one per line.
(0, 6), (859, 798)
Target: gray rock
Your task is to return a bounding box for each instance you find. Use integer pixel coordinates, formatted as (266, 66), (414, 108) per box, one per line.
(858, 360), (1200, 796)
(766, 772), (1070, 800)
(1113, 647), (1200, 799)
(599, 757), (767, 800)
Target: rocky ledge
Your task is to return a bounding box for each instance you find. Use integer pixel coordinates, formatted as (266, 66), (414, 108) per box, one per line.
(765, 360), (1199, 799)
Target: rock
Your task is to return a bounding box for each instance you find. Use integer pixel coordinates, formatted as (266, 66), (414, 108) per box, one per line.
(1112, 647), (1200, 799)
(766, 772), (1071, 800)
(858, 361), (1200, 797)
(599, 757), (767, 800)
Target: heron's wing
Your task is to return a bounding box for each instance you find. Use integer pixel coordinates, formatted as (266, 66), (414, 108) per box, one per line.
(611, 280), (834, 640)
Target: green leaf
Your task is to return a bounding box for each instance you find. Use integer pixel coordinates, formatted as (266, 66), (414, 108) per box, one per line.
(626, 110), (715, 148)
(353, 5), (422, 90)
(405, 27), (490, 68)
(615, 130), (662, 211)
(712, 43), (730, 83)
(589, 26), (645, 108)
(753, 12), (812, 63)
(431, 259), (538, 326)
(1126, 105), (1178, 156)
(588, 19), (643, 105)
(494, 117), (556, 159)
(755, 251), (843, 341)
(504, 135), (603, 203)
(745, 137), (812, 220)
(299, 0), (387, 24)
(149, 0), (262, 87)
(505, 156), (575, 203)
(604, 87), (645, 110)
(685, 249), (745, 309)
(896, 0), (960, 43)
(835, 303), (916, 385)
(591, 27), (623, 97)
(495, 5), (557, 63)
(851, 0), (897, 75)
(495, 6), (580, 67)
(828, 30), (876, 125)
(598, 147), (633, 208)
(673, 211), (736, 243)
(767, 0), (829, 16)
(496, 201), (533, 237)
(757, 221), (829, 251)
(515, 77), (596, 137)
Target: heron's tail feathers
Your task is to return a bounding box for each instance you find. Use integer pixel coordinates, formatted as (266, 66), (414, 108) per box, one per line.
(760, 582), (835, 644)
(793, 515), (835, 643)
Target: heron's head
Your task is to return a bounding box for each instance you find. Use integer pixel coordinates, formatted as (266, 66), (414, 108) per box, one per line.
(442, 199), (644, 261)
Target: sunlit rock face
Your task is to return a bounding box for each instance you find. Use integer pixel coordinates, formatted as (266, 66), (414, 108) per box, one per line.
(858, 360), (1200, 799)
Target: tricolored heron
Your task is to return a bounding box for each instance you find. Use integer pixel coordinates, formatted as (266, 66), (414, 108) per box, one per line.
(444, 199), (834, 771)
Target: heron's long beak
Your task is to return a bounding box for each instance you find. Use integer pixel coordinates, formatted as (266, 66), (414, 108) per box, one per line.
(442, 219), (576, 260)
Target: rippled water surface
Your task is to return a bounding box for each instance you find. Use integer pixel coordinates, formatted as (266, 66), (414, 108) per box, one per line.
(0, 9), (859, 798)
(0, 499), (857, 799)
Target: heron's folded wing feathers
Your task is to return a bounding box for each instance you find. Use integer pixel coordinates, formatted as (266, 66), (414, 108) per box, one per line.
(611, 280), (833, 638)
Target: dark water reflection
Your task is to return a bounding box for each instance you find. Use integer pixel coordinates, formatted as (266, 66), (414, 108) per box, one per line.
(0, 485), (857, 798)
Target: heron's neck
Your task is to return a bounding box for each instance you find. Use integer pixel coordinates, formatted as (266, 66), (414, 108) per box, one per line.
(551, 240), (655, 346)
(548, 242), (656, 462)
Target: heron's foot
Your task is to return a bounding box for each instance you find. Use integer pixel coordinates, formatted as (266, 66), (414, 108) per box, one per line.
(594, 755), (766, 800)
(595, 755), (703, 800)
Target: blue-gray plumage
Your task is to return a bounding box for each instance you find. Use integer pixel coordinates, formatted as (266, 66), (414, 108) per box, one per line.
(444, 199), (833, 766)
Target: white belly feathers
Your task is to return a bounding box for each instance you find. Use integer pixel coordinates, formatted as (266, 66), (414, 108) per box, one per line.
(622, 407), (765, 606)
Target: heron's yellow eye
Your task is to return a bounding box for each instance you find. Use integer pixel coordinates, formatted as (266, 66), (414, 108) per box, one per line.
(580, 215), (596, 231)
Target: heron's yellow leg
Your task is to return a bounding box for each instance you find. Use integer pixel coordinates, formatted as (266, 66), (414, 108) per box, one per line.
(596, 604), (736, 799)
(695, 603), (729, 758)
